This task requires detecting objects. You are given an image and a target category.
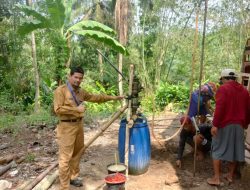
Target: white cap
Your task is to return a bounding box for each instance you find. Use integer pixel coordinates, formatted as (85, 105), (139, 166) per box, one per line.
(220, 69), (238, 78)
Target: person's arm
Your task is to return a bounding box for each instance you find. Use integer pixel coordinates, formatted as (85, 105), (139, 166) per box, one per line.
(54, 88), (83, 117)
(205, 100), (214, 115)
(82, 90), (123, 103)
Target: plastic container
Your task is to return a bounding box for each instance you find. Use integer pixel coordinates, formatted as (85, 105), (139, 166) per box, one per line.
(118, 115), (151, 175)
(107, 163), (127, 174)
(105, 173), (126, 190)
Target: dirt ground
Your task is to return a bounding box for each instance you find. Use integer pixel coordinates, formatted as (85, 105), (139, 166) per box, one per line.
(1, 111), (250, 190)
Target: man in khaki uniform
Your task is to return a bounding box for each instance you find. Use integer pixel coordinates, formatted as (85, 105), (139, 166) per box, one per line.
(54, 67), (123, 190)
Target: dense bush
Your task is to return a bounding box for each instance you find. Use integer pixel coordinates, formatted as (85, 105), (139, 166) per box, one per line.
(141, 83), (190, 113)
(155, 83), (189, 111)
(0, 91), (25, 114)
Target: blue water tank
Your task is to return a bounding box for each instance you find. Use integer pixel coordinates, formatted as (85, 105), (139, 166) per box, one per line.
(118, 115), (151, 175)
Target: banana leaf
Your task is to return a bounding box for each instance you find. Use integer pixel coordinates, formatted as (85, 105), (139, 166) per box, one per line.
(67, 20), (115, 35)
(73, 30), (127, 55)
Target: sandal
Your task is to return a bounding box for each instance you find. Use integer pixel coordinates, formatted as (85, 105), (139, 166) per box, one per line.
(207, 178), (222, 186)
(70, 178), (83, 187)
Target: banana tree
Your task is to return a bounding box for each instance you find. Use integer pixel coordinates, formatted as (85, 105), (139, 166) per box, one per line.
(17, 0), (127, 55)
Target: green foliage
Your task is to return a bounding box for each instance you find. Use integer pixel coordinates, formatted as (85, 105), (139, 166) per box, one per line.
(0, 114), (20, 135)
(140, 93), (155, 114)
(140, 83), (190, 113)
(16, 0), (65, 35)
(16, 4), (49, 35)
(24, 109), (57, 125)
(68, 20), (127, 55)
(1, 0), (249, 124)
(81, 75), (121, 118)
(44, 0), (65, 29)
(155, 83), (190, 112)
(0, 91), (24, 114)
(73, 30), (127, 55)
(25, 153), (36, 162)
(67, 20), (115, 35)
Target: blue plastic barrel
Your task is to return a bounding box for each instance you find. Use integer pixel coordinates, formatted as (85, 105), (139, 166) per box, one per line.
(118, 115), (151, 175)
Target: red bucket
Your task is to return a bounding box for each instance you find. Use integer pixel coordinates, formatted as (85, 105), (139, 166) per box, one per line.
(105, 173), (126, 190)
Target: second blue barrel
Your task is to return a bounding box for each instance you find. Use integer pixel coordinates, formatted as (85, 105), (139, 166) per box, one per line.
(118, 115), (151, 175)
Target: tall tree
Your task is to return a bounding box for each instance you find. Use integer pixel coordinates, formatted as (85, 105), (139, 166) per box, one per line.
(115, 0), (129, 96)
(26, 0), (40, 113)
(95, 1), (105, 81)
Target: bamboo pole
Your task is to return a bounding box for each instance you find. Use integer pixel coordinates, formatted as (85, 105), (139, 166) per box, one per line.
(125, 65), (134, 180)
(16, 179), (33, 190)
(192, 2), (200, 176)
(82, 104), (128, 152)
(195, 0), (208, 177)
(32, 170), (58, 190)
(23, 162), (58, 190)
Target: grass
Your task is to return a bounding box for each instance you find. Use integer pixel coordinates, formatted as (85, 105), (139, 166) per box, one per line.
(25, 153), (36, 162)
(0, 109), (58, 134)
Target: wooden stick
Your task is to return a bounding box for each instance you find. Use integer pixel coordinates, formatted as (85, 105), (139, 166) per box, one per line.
(23, 162), (58, 190)
(16, 157), (25, 164)
(125, 65), (134, 179)
(0, 160), (15, 176)
(191, 117), (199, 177)
(32, 169), (58, 190)
(195, 0), (208, 177)
(0, 154), (17, 165)
(82, 104), (128, 152)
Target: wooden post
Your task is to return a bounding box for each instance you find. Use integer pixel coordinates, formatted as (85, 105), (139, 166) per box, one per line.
(125, 65), (134, 180)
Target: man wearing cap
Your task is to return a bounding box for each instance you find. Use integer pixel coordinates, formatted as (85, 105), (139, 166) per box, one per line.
(54, 66), (124, 190)
(176, 116), (212, 168)
(188, 82), (217, 123)
(207, 69), (250, 185)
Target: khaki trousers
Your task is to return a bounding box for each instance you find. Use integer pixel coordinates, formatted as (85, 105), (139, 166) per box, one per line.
(56, 121), (84, 190)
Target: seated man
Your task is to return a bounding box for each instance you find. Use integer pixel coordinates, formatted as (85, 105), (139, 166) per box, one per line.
(176, 116), (212, 168)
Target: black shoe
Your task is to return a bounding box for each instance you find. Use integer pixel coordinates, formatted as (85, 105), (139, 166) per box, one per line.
(70, 178), (83, 187)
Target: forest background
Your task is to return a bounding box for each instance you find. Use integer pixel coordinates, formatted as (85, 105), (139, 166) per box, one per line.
(0, 0), (249, 133)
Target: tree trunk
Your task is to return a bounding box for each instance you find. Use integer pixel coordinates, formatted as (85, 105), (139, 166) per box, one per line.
(31, 32), (40, 113)
(95, 4), (105, 81)
(141, 9), (151, 91)
(27, 0), (40, 113)
(115, 0), (128, 97)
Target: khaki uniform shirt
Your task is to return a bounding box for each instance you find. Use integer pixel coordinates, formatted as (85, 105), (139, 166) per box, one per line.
(54, 84), (115, 120)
